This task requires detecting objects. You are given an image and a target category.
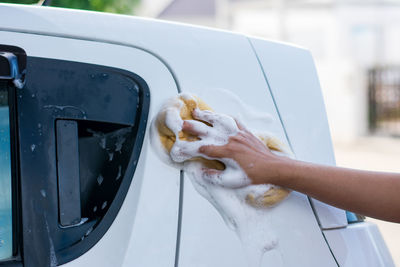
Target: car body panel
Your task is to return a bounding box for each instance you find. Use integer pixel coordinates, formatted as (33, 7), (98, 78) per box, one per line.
(324, 222), (395, 267)
(249, 37), (348, 230)
(172, 39), (336, 266)
(249, 35), (394, 266)
(0, 30), (181, 266)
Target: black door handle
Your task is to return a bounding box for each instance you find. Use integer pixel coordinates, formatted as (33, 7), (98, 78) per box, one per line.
(56, 120), (82, 227)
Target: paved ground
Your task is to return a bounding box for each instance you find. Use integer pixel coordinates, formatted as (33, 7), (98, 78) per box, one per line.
(333, 137), (400, 266)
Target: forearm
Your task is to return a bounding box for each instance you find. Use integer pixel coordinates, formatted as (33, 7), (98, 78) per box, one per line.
(269, 159), (400, 223)
(189, 112), (400, 223)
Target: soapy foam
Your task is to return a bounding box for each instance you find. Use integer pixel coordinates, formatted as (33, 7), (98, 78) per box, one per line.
(150, 92), (291, 266)
(184, 161), (280, 267)
(169, 106), (252, 188)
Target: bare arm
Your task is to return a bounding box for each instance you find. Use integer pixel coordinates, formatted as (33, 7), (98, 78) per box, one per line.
(276, 160), (400, 223)
(183, 120), (400, 223)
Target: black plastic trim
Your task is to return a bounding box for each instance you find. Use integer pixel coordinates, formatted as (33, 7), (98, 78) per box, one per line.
(0, 44), (26, 266)
(174, 171), (184, 267)
(16, 57), (150, 266)
(0, 261), (22, 267)
(56, 70), (150, 263)
(8, 78), (21, 262)
(56, 120), (81, 227)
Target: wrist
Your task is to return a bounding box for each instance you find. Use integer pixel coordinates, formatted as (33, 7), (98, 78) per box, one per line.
(267, 156), (299, 186)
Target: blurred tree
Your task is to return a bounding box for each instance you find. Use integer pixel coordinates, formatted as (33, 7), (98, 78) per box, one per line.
(1, 0), (36, 3)
(1, 0), (140, 14)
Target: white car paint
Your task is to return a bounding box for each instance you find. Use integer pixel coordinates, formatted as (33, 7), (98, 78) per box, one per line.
(249, 37), (348, 229)
(324, 222), (394, 267)
(0, 31), (181, 266)
(0, 3), (394, 267)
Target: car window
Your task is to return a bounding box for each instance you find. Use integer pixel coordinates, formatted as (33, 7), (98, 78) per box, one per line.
(0, 83), (12, 261)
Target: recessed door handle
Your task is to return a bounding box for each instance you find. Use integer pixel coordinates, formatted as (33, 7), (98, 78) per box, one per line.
(56, 120), (82, 227)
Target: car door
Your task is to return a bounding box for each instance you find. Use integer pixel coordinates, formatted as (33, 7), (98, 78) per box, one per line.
(0, 31), (180, 267)
(154, 27), (338, 266)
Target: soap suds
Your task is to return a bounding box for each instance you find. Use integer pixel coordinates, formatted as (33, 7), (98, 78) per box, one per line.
(150, 92), (292, 266)
(166, 105), (251, 188)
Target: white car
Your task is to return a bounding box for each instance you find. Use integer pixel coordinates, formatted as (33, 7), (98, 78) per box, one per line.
(0, 3), (394, 267)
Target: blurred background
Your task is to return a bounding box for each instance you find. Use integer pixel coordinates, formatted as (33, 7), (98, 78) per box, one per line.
(3, 0), (400, 265)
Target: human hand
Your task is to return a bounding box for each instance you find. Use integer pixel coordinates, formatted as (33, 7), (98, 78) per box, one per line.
(182, 109), (290, 186)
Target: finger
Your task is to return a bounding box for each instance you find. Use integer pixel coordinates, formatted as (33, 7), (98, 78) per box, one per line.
(244, 131), (267, 147)
(201, 168), (222, 185)
(203, 168), (222, 176)
(199, 144), (227, 158)
(234, 118), (246, 131)
(229, 131), (258, 147)
(182, 120), (210, 137)
(192, 108), (218, 124)
(218, 171), (251, 188)
(234, 118), (255, 137)
(246, 135), (271, 154)
(202, 162), (251, 188)
(214, 114), (238, 134)
(170, 141), (199, 162)
(193, 109), (238, 134)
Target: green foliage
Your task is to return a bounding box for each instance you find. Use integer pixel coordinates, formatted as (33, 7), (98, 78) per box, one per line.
(1, 0), (140, 14)
(1, 0), (37, 4)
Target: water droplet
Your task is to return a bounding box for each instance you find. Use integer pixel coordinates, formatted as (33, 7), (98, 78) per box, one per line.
(40, 189), (46, 198)
(30, 144), (36, 152)
(90, 74), (95, 79)
(116, 165), (122, 180)
(38, 123), (42, 129)
(101, 201), (107, 210)
(114, 135), (126, 153)
(80, 217), (88, 224)
(97, 175), (104, 185)
(85, 227), (93, 236)
(99, 138), (106, 149)
(93, 206), (97, 212)
(31, 93), (36, 98)
(108, 152), (114, 161)
(13, 78), (25, 89)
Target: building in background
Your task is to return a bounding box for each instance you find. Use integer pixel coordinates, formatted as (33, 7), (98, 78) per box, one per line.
(139, 0), (400, 141)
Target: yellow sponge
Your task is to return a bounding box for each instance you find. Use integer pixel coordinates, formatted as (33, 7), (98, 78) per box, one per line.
(156, 94), (290, 207)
